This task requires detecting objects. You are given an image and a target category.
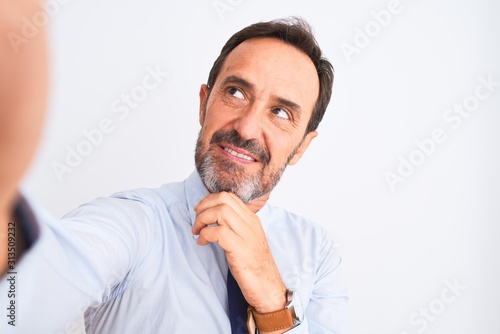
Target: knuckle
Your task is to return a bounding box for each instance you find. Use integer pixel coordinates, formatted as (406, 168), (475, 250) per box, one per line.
(219, 225), (230, 236)
(219, 203), (232, 216)
(199, 226), (214, 240)
(219, 191), (232, 201)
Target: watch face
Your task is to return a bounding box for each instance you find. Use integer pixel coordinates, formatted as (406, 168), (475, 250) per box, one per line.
(293, 291), (304, 322)
(288, 289), (304, 324)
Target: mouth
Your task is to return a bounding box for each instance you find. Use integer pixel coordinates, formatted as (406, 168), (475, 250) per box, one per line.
(220, 144), (258, 163)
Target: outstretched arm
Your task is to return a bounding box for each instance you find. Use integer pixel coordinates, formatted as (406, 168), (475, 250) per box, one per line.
(0, 0), (49, 276)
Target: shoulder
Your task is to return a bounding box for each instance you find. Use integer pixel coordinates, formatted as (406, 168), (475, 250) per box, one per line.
(265, 204), (323, 230)
(102, 179), (187, 216)
(264, 204), (331, 243)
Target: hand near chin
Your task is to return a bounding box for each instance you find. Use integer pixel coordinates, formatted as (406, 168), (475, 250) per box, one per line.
(192, 192), (287, 314)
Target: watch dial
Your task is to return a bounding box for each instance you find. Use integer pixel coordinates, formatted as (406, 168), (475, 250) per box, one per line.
(291, 289), (304, 323)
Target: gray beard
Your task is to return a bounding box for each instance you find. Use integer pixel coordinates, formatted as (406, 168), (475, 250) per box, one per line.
(194, 132), (292, 203)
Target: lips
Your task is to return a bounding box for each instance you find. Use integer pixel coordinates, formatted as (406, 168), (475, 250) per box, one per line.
(210, 130), (270, 165)
(222, 146), (256, 162)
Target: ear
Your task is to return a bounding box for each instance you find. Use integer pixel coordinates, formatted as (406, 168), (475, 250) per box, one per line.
(288, 131), (318, 166)
(199, 84), (209, 126)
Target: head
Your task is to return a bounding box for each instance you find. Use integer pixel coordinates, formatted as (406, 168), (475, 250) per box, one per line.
(207, 18), (334, 134)
(0, 1), (48, 217)
(195, 18), (334, 204)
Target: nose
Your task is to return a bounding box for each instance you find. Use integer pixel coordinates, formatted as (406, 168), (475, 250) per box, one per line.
(232, 103), (264, 141)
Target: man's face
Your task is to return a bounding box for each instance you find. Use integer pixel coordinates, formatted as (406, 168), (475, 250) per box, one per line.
(195, 37), (320, 203)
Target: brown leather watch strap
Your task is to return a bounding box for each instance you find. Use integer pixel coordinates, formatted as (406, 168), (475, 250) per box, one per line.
(247, 305), (294, 332)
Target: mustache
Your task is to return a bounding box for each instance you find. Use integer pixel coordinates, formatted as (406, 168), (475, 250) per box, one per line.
(210, 130), (270, 165)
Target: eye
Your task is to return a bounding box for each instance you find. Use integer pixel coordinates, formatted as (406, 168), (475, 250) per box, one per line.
(228, 87), (245, 99)
(272, 108), (290, 120)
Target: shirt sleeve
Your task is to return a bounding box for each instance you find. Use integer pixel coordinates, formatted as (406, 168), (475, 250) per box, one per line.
(0, 191), (158, 334)
(287, 229), (350, 334)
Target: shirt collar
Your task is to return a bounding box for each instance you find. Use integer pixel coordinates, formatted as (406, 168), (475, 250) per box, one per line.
(184, 171), (271, 231)
(185, 171), (210, 226)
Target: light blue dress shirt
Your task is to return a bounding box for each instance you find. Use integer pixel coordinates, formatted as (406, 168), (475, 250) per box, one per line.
(0, 172), (349, 334)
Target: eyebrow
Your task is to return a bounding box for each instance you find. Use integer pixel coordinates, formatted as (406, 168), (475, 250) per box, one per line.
(276, 97), (302, 117)
(221, 75), (255, 91)
(221, 75), (303, 117)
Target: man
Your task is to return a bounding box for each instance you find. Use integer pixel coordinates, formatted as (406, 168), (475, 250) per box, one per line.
(0, 4), (348, 333)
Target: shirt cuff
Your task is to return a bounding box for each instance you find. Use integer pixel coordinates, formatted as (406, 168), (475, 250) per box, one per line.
(13, 196), (40, 250)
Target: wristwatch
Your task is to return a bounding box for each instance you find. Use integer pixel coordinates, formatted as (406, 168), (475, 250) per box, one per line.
(247, 289), (304, 333)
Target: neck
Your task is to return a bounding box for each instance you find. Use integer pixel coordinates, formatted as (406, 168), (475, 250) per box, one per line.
(246, 193), (271, 213)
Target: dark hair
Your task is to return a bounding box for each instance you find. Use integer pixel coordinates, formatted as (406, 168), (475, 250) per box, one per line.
(207, 17), (334, 133)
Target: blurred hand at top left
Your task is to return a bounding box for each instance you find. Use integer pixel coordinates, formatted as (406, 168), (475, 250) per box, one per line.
(0, 0), (49, 274)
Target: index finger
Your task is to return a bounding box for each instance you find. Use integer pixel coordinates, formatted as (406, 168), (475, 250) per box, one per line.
(194, 191), (250, 218)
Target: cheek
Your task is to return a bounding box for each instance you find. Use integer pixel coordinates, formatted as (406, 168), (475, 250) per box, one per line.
(198, 127), (212, 149)
(204, 94), (245, 126)
(266, 142), (293, 167)
(265, 129), (300, 157)
(203, 109), (235, 134)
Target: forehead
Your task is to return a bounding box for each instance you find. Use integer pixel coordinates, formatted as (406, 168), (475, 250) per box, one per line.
(216, 37), (320, 118)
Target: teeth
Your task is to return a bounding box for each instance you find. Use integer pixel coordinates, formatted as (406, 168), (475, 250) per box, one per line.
(224, 147), (254, 161)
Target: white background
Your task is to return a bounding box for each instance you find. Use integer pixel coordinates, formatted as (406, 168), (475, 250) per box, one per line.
(22, 0), (500, 333)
